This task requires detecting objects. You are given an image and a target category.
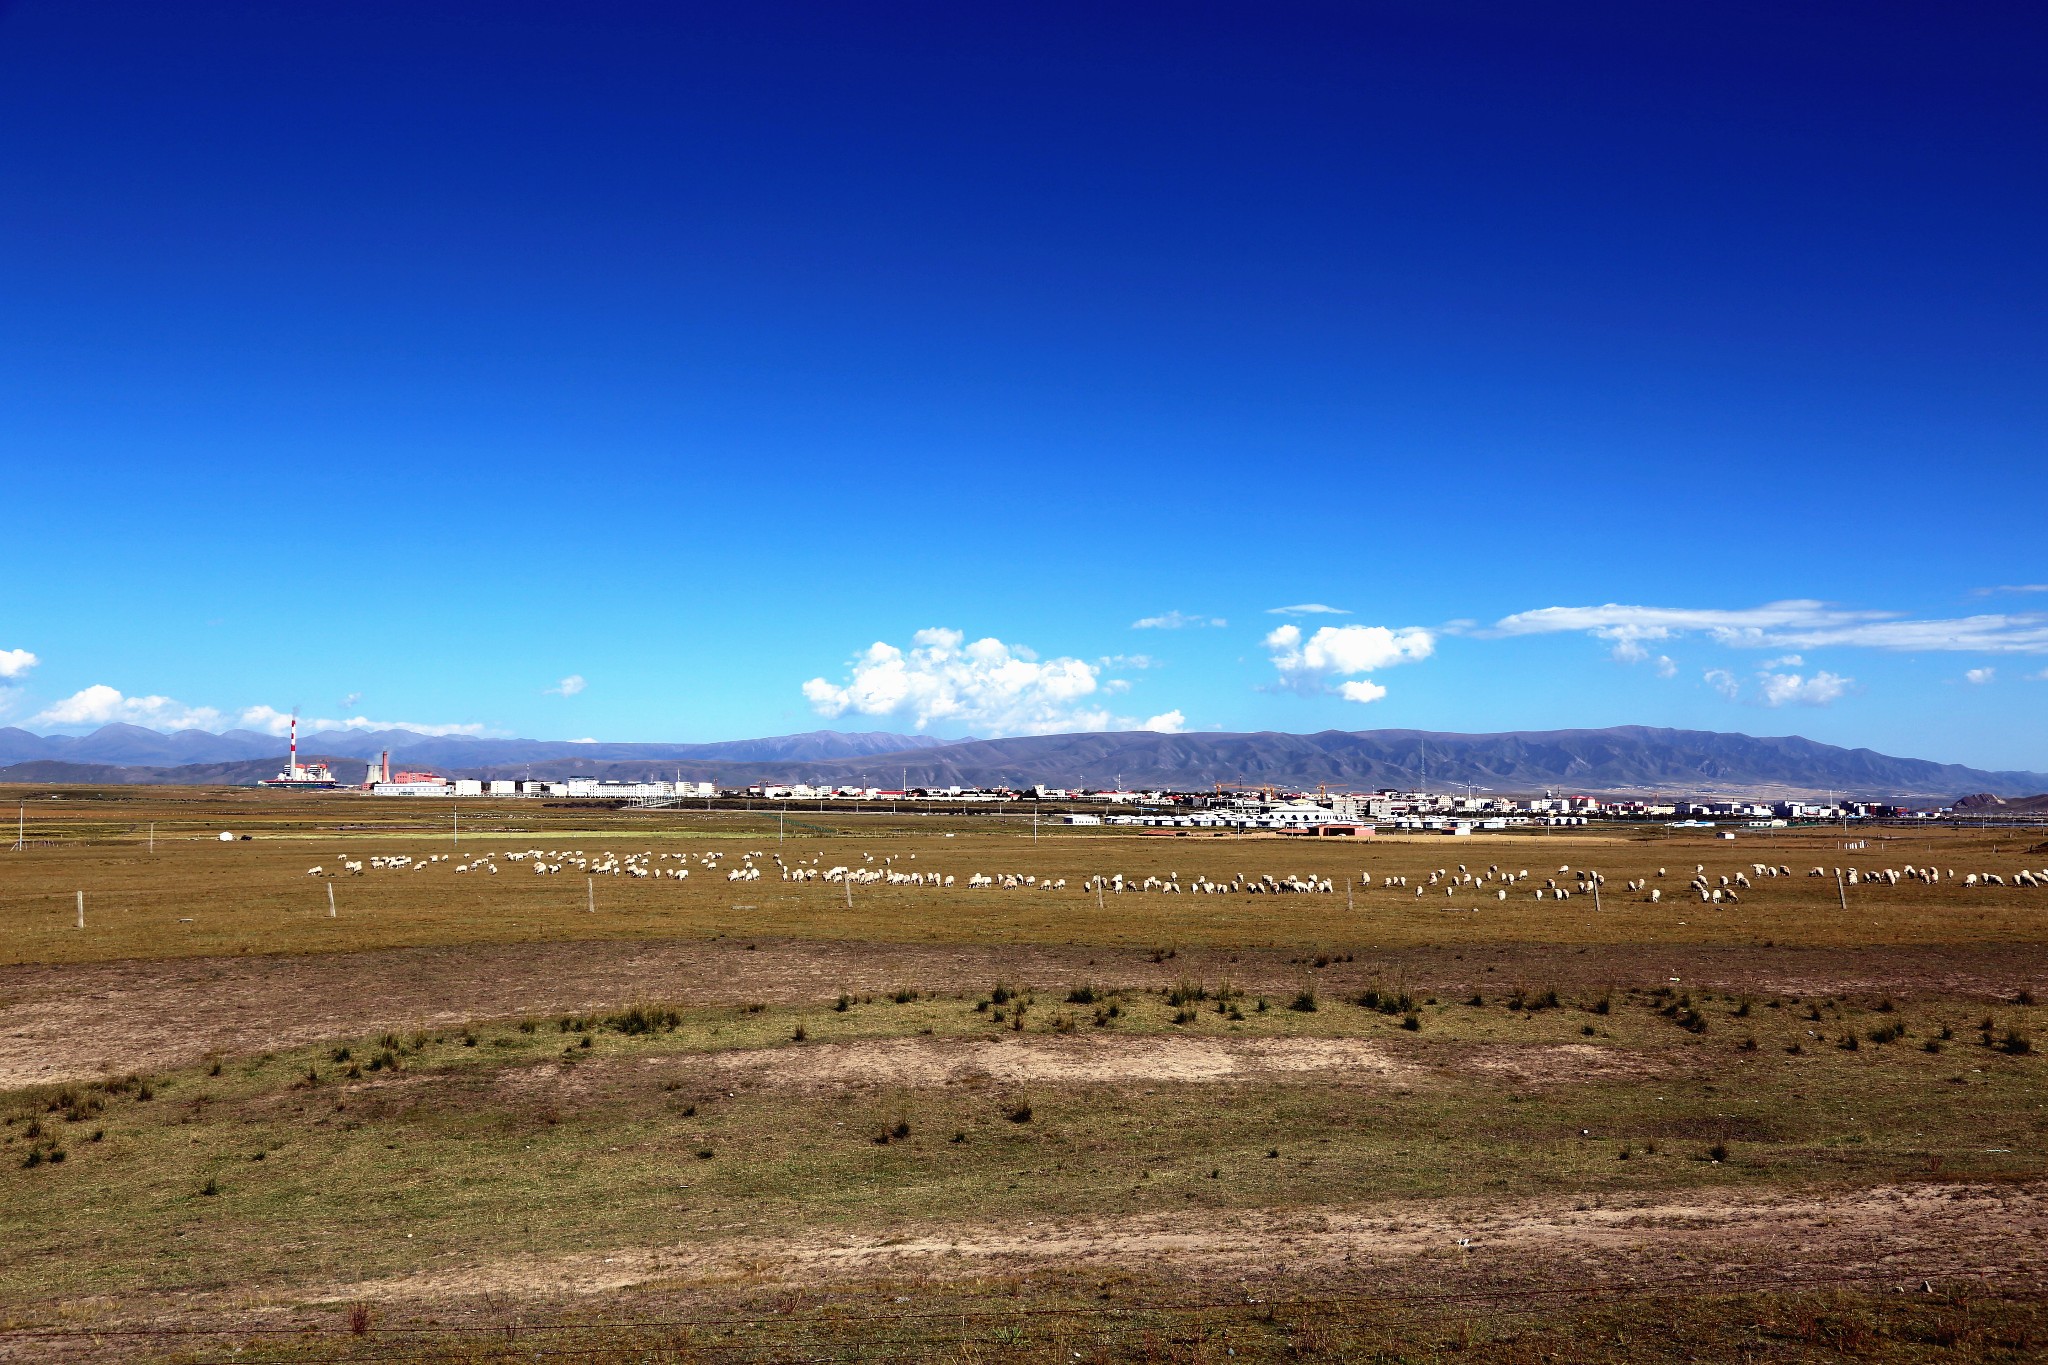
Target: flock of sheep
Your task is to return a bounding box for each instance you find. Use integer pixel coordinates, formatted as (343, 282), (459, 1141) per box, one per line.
(301, 848), (2048, 907)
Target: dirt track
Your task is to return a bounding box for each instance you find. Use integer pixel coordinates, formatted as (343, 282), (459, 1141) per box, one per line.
(3, 937), (2044, 1087)
(317, 1180), (2048, 1303)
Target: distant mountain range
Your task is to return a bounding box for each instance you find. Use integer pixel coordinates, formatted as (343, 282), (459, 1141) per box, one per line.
(1, 723), (2044, 802)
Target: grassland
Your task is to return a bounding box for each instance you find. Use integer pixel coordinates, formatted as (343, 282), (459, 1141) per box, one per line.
(2, 785), (2047, 1361)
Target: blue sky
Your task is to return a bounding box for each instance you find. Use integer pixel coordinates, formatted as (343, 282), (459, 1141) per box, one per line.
(2, 1), (2044, 768)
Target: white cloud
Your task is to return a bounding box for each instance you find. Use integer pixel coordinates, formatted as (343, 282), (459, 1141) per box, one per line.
(803, 628), (1121, 735)
(238, 705), (486, 738)
(1757, 670), (1852, 707)
(1965, 667), (1995, 685)
(1760, 655), (1804, 669)
(1975, 584), (2048, 595)
(1610, 638), (1651, 664)
(1703, 669), (1740, 701)
(339, 691), (362, 709)
(1099, 654), (1159, 670)
(1140, 710), (1186, 733)
(1265, 623), (1434, 702)
(1654, 655), (1678, 678)
(2030, 669), (2048, 682)
(0, 648), (38, 679)
(546, 674), (587, 697)
(1494, 600), (2048, 654)
(1267, 603), (1350, 617)
(33, 685), (225, 732)
(1131, 611), (1226, 630)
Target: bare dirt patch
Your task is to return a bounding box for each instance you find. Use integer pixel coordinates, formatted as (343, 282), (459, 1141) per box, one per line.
(316, 1180), (2048, 1305)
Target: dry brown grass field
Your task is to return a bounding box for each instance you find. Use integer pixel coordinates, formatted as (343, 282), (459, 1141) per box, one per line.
(4, 784), (2048, 1362)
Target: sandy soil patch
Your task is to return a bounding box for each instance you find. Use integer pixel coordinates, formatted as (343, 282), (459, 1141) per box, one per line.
(482, 1033), (1647, 1103)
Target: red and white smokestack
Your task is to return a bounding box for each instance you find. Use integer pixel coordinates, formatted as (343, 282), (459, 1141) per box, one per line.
(289, 715), (297, 773)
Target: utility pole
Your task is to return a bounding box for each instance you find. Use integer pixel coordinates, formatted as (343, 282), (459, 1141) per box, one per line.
(454, 810), (459, 847)
(148, 822), (154, 854)
(327, 882), (337, 917)
(12, 804), (21, 851)
(1835, 868), (1848, 913)
(779, 808), (785, 844)
(76, 891), (84, 930)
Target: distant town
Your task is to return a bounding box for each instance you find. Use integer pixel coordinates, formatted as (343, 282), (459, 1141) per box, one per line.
(308, 752), (1956, 830)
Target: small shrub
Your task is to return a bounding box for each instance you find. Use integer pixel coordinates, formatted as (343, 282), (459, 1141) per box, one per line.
(1838, 1033), (1860, 1051)
(346, 1302), (373, 1337)
(1066, 984), (1100, 1005)
(1288, 989), (1318, 1014)
(1400, 1011), (1422, 1032)
(990, 982), (1015, 1005)
(835, 993), (852, 1012)
(1732, 998), (1752, 1019)
(609, 1004), (681, 1035)
(379, 1032), (400, 1050)
(2017, 988), (2037, 1007)
(1739, 1036), (1758, 1052)
(207, 1059), (223, 1077)
(1166, 981), (1208, 1007)
(695, 1148), (714, 1159)
(792, 1024), (807, 1042)
(201, 1177), (220, 1196)
(1706, 1142), (1729, 1163)
(1924, 1038), (1945, 1053)
(1581, 1024), (1597, 1037)
(741, 1002), (767, 1015)
(2000, 1029), (2033, 1056)
(1255, 997), (1269, 1013)
(1006, 1103), (1033, 1123)
(1171, 1008), (1197, 1025)
(460, 1031), (476, 1047)
(518, 1019), (538, 1034)
(1868, 1022), (1904, 1045)
(1785, 1042), (1804, 1055)
(891, 988), (919, 1005)
(1466, 992), (1486, 1007)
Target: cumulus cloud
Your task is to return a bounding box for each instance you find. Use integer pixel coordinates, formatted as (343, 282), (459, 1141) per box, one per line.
(1494, 600), (2048, 654)
(0, 648), (38, 679)
(803, 628), (1125, 735)
(33, 685), (225, 731)
(1965, 667), (1995, 685)
(1267, 603), (1350, 617)
(1140, 710), (1187, 733)
(1704, 669), (1741, 701)
(546, 674), (587, 697)
(1654, 655), (1678, 678)
(1131, 611), (1226, 630)
(1761, 655), (1804, 669)
(1265, 623), (1433, 702)
(1757, 670), (1852, 707)
(238, 705), (486, 737)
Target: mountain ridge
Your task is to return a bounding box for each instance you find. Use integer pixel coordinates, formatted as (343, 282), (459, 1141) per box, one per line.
(2, 724), (2044, 801)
